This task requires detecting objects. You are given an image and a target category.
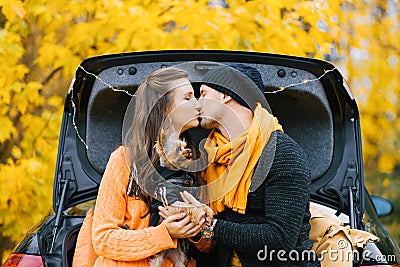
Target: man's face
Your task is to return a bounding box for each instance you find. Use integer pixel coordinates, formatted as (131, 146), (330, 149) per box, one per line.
(198, 84), (225, 129)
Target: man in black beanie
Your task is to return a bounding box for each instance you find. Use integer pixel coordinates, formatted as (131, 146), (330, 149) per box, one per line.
(191, 63), (319, 267)
(202, 63), (267, 110)
(199, 63), (272, 139)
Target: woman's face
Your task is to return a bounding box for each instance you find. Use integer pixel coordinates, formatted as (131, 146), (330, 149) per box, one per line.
(167, 78), (201, 134)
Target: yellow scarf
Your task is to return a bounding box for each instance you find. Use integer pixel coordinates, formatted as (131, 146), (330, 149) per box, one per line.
(204, 103), (283, 214)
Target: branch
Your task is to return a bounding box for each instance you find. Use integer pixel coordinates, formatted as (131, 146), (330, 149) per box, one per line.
(42, 67), (63, 86)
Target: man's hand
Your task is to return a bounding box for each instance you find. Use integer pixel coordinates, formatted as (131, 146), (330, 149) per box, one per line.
(180, 191), (201, 205)
(182, 191), (214, 225)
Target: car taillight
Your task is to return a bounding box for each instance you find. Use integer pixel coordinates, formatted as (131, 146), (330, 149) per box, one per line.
(3, 254), (44, 267)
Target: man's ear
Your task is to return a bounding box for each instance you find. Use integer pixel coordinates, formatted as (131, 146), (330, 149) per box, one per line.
(222, 94), (232, 103)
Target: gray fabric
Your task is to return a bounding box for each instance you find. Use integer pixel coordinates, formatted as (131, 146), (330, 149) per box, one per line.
(266, 91), (333, 179)
(85, 63), (333, 180)
(86, 89), (131, 172)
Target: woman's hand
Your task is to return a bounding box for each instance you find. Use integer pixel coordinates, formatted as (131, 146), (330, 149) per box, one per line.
(158, 202), (189, 219)
(163, 212), (205, 239)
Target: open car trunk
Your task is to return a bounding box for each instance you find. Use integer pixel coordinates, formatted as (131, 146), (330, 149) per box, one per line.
(51, 50), (365, 266)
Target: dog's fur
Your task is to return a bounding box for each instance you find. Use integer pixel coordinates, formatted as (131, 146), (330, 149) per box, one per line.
(154, 128), (192, 171)
(151, 128), (213, 267)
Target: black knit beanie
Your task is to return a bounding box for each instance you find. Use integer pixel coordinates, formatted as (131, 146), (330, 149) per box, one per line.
(202, 63), (267, 110)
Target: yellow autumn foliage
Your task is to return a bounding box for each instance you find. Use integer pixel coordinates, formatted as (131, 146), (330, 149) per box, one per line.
(0, 0), (399, 260)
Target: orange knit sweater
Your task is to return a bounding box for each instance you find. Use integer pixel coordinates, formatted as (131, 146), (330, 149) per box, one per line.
(91, 146), (194, 267)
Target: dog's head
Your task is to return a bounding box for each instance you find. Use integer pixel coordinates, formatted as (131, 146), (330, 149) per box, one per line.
(154, 128), (192, 170)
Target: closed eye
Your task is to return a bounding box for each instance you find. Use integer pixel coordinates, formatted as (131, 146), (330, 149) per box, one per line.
(184, 92), (194, 100)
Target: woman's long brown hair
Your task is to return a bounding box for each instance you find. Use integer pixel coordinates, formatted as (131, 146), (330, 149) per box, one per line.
(123, 67), (201, 211)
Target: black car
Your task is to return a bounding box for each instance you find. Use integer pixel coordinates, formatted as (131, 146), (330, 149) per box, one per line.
(3, 50), (400, 267)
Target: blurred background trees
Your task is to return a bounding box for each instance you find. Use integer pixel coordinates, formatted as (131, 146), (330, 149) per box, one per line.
(0, 0), (399, 263)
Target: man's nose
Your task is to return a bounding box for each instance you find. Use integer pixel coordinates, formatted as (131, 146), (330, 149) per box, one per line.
(195, 98), (202, 110)
(197, 96), (204, 106)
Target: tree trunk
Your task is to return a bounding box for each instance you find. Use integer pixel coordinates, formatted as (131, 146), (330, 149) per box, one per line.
(0, 234), (15, 264)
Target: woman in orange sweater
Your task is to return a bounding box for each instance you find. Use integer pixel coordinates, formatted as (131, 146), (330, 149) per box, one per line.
(73, 67), (206, 267)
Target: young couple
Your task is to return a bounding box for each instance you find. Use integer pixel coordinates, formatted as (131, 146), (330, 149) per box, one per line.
(73, 63), (319, 267)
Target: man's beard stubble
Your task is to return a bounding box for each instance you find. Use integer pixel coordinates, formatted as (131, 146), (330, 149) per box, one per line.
(199, 117), (216, 130)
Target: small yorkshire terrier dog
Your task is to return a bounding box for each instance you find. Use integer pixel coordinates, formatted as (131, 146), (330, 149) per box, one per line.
(154, 128), (192, 170)
(151, 128), (213, 267)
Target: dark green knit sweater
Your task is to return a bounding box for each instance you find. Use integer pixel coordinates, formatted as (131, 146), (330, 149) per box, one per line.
(195, 131), (320, 267)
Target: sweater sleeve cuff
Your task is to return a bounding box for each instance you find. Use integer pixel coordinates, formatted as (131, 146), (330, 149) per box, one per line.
(147, 221), (178, 250)
(213, 219), (225, 241)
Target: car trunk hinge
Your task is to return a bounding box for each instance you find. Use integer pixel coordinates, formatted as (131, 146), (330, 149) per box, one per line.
(49, 154), (76, 254)
(343, 160), (359, 229)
